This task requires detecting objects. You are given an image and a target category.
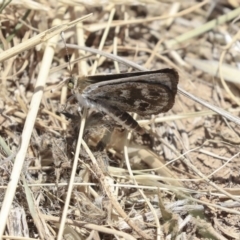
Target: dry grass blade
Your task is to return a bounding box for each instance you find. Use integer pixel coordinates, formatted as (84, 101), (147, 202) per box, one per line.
(0, 14), (92, 63)
(0, 8), (91, 238)
(166, 6), (240, 49)
(84, 0), (210, 32)
(2, 2), (240, 239)
(82, 140), (152, 239)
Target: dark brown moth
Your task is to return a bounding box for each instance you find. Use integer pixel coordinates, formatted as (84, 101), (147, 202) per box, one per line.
(68, 69), (179, 134)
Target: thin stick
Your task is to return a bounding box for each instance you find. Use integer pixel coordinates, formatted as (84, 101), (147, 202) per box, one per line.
(57, 109), (87, 240)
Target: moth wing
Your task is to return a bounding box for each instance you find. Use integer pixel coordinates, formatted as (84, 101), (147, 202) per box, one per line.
(85, 80), (177, 115)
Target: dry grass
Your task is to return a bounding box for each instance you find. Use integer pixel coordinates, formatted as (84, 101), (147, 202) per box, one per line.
(1, 0), (240, 239)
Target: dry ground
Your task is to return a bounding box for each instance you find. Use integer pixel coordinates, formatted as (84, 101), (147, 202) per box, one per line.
(1, 0), (240, 239)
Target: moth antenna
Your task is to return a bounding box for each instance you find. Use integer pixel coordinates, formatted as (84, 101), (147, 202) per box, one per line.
(60, 31), (72, 76)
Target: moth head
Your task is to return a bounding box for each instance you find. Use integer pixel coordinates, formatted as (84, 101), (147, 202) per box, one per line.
(67, 76), (89, 93)
(67, 76), (77, 90)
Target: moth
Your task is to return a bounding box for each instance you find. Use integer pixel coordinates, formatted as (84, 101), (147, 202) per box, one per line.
(68, 69), (179, 135)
